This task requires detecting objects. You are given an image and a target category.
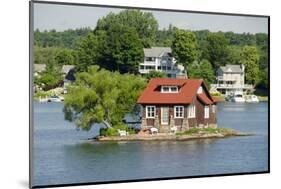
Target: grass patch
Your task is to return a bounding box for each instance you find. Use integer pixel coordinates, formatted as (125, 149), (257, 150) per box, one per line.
(176, 127), (234, 136)
(257, 96), (268, 101)
(33, 90), (52, 100)
(99, 123), (137, 137)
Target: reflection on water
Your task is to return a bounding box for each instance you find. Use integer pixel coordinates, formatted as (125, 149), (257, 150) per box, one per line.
(32, 102), (268, 186)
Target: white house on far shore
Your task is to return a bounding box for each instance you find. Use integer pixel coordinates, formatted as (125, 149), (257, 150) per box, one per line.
(138, 47), (186, 78)
(211, 64), (253, 96)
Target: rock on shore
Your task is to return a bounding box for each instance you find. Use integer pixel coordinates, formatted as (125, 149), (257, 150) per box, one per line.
(95, 129), (253, 142)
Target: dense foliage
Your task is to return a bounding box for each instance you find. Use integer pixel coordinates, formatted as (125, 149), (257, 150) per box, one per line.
(34, 59), (63, 91)
(241, 46), (260, 85)
(201, 33), (230, 70)
(34, 10), (269, 133)
(34, 10), (268, 92)
(188, 60), (215, 87)
(145, 70), (167, 80)
(63, 66), (146, 130)
(171, 30), (198, 71)
(95, 10), (158, 48)
(96, 23), (144, 73)
(34, 28), (92, 49)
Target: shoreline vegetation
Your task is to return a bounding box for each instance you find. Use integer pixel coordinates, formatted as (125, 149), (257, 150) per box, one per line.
(33, 9), (268, 136)
(94, 127), (254, 142)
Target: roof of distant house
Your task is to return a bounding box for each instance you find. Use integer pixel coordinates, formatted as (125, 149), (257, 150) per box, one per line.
(143, 47), (172, 58)
(34, 64), (46, 72)
(137, 78), (215, 105)
(219, 64), (244, 73)
(33, 64), (75, 74)
(62, 65), (75, 74)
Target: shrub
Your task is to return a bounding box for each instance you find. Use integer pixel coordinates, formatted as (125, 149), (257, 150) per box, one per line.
(176, 127), (232, 135)
(99, 128), (119, 136)
(99, 123), (137, 136)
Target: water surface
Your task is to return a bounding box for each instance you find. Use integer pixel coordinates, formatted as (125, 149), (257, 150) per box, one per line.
(32, 102), (268, 186)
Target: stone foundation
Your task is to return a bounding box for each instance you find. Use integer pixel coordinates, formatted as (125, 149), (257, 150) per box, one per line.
(141, 117), (217, 133)
(181, 118), (189, 131)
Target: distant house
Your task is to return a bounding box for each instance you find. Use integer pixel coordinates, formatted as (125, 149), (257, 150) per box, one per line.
(62, 65), (75, 81)
(33, 64), (46, 77)
(33, 64), (75, 92)
(137, 78), (217, 133)
(61, 65), (75, 93)
(211, 64), (253, 95)
(33, 64), (75, 81)
(138, 47), (185, 78)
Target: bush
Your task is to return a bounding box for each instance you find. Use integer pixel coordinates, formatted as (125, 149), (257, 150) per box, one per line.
(210, 91), (222, 97)
(33, 90), (52, 100)
(99, 123), (137, 136)
(99, 128), (119, 136)
(176, 127), (233, 135)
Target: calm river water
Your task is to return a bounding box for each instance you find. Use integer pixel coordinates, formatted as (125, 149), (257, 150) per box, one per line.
(32, 102), (268, 186)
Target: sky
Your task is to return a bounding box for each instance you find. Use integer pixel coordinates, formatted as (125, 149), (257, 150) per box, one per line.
(33, 3), (268, 34)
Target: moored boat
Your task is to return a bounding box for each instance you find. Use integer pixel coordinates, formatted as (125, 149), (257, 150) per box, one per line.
(230, 91), (245, 103)
(245, 95), (259, 103)
(47, 95), (64, 102)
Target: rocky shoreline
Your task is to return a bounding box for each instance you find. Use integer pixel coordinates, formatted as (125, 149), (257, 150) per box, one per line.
(95, 129), (253, 142)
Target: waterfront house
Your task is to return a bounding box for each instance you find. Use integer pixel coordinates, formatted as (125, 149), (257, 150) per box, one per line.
(34, 64), (46, 77)
(33, 64), (75, 93)
(138, 47), (186, 78)
(211, 64), (253, 96)
(137, 78), (217, 133)
(61, 65), (75, 93)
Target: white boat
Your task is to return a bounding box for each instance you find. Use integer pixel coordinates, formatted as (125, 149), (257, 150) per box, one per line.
(231, 91), (245, 103)
(245, 95), (259, 103)
(47, 95), (64, 102)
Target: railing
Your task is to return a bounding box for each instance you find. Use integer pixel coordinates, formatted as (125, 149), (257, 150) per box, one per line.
(139, 68), (181, 74)
(217, 76), (237, 81)
(211, 84), (253, 89)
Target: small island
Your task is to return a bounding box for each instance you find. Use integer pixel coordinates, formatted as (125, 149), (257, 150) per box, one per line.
(95, 127), (253, 141)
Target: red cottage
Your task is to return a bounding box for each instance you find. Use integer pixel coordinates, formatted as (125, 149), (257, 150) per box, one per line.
(137, 78), (218, 133)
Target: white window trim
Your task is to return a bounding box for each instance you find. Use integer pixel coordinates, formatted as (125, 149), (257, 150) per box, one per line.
(212, 105), (216, 113)
(188, 105), (196, 118)
(204, 106), (210, 119)
(174, 106), (184, 118)
(146, 106), (156, 118)
(161, 85), (178, 93)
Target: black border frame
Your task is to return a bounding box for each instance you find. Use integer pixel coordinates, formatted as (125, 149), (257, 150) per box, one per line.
(29, 1), (270, 188)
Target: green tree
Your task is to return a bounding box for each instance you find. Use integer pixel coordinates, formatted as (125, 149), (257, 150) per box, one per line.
(188, 59), (215, 87)
(63, 65), (146, 131)
(76, 33), (99, 72)
(55, 49), (75, 65)
(145, 70), (167, 80)
(241, 46), (260, 85)
(202, 33), (229, 70)
(155, 24), (178, 47)
(98, 24), (144, 73)
(226, 45), (242, 65)
(171, 30), (198, 72)
(257, 68), (268, 89)
(95, 10), (158, 47)
(34, 27), (92, 49)
(35, 59), (63, 91)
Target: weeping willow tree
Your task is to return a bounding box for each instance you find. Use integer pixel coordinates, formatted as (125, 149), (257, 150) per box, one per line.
(63, 65), (146, 131)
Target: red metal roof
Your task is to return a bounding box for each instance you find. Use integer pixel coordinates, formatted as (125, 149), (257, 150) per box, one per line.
(197, 93), (213, 105)
(137, 78), (214, 105)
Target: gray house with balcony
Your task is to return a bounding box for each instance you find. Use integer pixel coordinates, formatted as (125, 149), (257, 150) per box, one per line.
(138, 47), (185, 78)
(211, 64), (253, 95)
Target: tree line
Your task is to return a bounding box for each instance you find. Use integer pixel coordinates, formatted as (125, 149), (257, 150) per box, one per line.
(34, 9), (268, 89)
(33, 9), (268, 131)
